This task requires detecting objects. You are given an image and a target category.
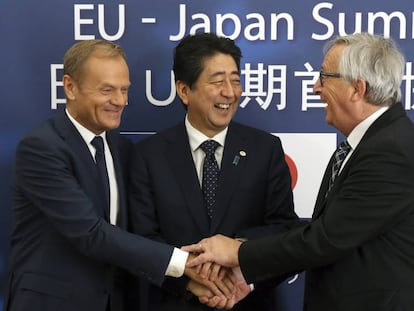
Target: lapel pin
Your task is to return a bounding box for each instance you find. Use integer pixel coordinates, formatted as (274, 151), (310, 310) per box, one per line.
(233, 150), (246, 166)
(232, 155), (240, 166)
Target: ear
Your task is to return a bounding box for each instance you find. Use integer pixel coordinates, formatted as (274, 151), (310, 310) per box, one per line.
(175, 80), (190, 107)
(351, 79), (367, 101)
(63, 74), (77, 101)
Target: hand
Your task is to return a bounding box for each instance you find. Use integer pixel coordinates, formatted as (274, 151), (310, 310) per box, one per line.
(187, 279), (214, 300)
(197, 267), (251, 309)
(187, 280), (231, 309)
(228, 266), (251, 304)
(186, 266), (236, 309)
(196, 262), (226, 282)
(184, 253), (232, 299)
(182, 234), (242, 268)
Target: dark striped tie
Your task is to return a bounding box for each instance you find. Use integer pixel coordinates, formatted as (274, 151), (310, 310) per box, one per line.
(327, 140), (351, 194)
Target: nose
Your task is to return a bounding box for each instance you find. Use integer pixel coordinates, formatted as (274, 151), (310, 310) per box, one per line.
(112, 89), (128, 106)
(313, 78), (322, 95)
(221, 79), (236, 98)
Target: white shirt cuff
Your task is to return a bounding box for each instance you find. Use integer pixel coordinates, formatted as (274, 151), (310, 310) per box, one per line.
(165, 247), (189, 277)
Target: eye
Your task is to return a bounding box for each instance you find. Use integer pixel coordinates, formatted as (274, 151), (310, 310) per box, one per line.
(100, 87), (113, 95)
(211, 80), (224, 86)
(232, 79), (241, 85)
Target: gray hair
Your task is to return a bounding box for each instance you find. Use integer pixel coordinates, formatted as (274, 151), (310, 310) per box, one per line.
(324, 33), (405, 106)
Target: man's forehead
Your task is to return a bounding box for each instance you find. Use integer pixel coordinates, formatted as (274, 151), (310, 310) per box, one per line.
(323, 45), (344, 68)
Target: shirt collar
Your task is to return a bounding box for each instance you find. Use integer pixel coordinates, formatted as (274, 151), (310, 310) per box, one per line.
(65, 108), (106, 144)
(347, 106), (389, 149)
(185, 114), (227, 151)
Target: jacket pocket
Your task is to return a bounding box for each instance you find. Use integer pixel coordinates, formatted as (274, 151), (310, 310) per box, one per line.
(18, 272), (72, 299)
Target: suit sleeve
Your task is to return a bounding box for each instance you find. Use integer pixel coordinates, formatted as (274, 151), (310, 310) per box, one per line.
(238, 134), (414, 284)
(15, 134), (173, 286)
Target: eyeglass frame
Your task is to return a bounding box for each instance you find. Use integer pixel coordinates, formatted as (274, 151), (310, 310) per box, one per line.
(319, 71), (342, 87)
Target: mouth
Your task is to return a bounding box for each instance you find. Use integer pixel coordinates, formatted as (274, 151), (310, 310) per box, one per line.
(319, 98), (328, 108)
(105, 108), (123, 118)
(214, 103), (231, 110)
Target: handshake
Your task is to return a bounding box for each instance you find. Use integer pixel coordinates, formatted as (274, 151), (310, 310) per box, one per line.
(182, 234), (249, 309)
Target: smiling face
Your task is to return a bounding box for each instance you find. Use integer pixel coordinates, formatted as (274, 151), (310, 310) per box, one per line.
(176, 53), (242, 137)
(64, 53), (131, 134)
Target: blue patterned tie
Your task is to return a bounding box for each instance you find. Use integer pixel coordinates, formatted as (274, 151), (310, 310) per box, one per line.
(91, 136), (110, 220)
(200, 140), (220, 219)
(327, 140), (351, 194)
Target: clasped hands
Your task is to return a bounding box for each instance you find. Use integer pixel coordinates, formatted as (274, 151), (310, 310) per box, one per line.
(183, 235), (249, 309)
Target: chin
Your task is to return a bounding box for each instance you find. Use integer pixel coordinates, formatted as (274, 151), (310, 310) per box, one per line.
(105, 121), (121, 130)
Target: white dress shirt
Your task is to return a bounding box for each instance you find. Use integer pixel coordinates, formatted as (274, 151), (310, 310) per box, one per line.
(66, 109), (119, 225)
(185, 115), (227, 185)
(341, 106), (389, 173)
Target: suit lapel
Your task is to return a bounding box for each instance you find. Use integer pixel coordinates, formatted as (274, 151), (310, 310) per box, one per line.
(210, 123), (248, 232)
(166, 124), (210, 234)
(53, 111), (96, 169)
(53, 111), (108, 220)
(312, 103), (406, 219)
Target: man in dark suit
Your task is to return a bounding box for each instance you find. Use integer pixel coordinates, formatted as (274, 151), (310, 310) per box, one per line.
(3, 40), (226, 311)
(184, 32), (414, 311)
(128, 33), (298, 310)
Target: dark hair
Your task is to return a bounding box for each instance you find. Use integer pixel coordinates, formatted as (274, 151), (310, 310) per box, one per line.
(173, 33), (242, 89)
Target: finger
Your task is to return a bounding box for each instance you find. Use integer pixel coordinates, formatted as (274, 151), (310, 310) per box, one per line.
(213, 276), (232, 298)
(181, 243), (202, 253)
(224, 297), (236, 309)
(206, 296), (225, 308)
(205, 296), (219, 308)
(214, 296), (228, 309)
(186, 253), (210, 267)
(199, 278), (224, 298)
(209, 263), (221, 281)
(218, 267), (227, 280)
(198, 296), (210, 304)
(222, 274), (236, 295)
(200, 262), (212, 279)
(196, 263), (202, 274)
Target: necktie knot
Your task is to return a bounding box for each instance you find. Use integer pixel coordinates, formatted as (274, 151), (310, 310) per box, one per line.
(337, 140), (351, 157)
(91, 136), (105, 155)
(333, 140), (351, 170)
(200, 140), (220, 156)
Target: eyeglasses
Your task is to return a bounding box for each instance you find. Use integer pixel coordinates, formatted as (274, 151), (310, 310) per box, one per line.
(319, 71), (342, 87)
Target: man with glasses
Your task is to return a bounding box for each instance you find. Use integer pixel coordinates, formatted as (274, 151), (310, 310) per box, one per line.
(184, 32), (414, 311)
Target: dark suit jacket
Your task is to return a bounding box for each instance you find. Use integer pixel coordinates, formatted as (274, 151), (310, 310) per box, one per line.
(128, 121), (298, 311)
(239, 103), (414, 311)
(3, 111), (174, 311)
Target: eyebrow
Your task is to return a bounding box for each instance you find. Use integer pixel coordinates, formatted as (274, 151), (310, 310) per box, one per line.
(208, 70), (240, 79)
